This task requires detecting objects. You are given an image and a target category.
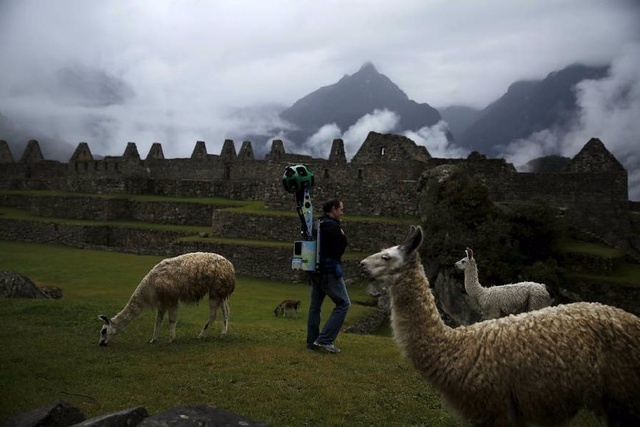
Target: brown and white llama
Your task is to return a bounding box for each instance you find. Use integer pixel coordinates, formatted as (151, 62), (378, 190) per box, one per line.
(98, 252), (235, 345)
(360, 225), (640, 426)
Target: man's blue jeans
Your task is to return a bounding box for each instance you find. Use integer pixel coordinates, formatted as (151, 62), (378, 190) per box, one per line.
(306, 270), (351, 346)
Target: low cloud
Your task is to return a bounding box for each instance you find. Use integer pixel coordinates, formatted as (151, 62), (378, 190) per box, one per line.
(499, 44), (640, 200)
(297, 113), (468, 161)
(299, 109), (400, 160)
(300, 124), (341, 158)
(293, 112), (469, 163)
(342, 110), (400, 159)
(403, 121), (468, 159)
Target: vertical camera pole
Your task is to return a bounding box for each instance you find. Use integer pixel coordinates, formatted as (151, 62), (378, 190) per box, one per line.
(282, 164), (318, 272)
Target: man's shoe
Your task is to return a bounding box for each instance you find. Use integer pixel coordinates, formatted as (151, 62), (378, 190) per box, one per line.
(313, 341), (341, 353)
(307, 342), (320, 350)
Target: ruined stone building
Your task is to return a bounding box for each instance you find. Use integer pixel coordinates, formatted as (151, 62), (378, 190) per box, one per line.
(0, 132), (634, 252)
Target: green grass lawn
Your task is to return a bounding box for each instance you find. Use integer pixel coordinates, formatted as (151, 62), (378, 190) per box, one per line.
(560, 239), (640, 289)
(567, 264), (640, 289)
(0, 190), (418, 224)
(560, 239), (626, 259)
(0, 241), (462, 426)
(0, 190), (252, 206)
(0, 241), (602, 426)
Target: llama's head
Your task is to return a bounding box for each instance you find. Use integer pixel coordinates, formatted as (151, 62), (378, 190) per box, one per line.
(98, 315), (116, 346)
(360, 225), (423, 283)
(454, 247), (474, 271)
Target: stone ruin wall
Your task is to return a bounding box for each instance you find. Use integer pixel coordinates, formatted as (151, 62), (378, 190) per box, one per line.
(0, 133), (633, 250)
(0, 198), (405, 282)
(495, 171), (630, 248)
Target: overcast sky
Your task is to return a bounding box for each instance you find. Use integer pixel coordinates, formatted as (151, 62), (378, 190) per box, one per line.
(1, 0), (639, 196)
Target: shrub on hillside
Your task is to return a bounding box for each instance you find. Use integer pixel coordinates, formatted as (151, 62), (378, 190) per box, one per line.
(417, 170), (566, 286)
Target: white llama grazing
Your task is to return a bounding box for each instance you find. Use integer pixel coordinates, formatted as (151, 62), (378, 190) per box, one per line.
(360, 226), (640, 426)
(454, 247), (552, 319)
(98, 252), (235, 346)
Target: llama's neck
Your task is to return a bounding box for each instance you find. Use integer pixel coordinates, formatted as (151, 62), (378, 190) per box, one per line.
(111, 291), (147, 330)
(388, 254), (452, 377)
(463, 260), (484, 300)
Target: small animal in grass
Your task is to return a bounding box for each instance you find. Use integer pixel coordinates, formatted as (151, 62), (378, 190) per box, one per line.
(274, 299), (301, 318)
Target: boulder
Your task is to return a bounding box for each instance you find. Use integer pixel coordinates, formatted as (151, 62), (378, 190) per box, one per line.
(40, 286), (64, 299)
(4, 403), (269, 427)
(72, 406), (148, 427)
(4, 400), (85, 427)
(0, 270), (49, 299)
(138, 406), (270, 427)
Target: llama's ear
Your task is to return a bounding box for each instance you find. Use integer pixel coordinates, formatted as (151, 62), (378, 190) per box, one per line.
(402, 225), (423, 254)
(466, 248), (473, 259)
(402, 226), (413, 244)
(98, 315), (111, 325)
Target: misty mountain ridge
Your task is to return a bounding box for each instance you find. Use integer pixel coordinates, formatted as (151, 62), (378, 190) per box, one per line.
(0, 61), (616, 171)
(0, 112), (75, 161)
(437, 105), (482, 141)
(2, 65), (134, 160)
(277, 62), (448, 145)
(457, 63), (610, 157)
(269, 62), (612, 168)
(9, 64), (134, 108)
(53, 66), (134, 108)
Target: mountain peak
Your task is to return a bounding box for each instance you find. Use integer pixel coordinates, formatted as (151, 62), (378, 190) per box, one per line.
(358, 62), (378, 73)
(278, 63), (444, 145)
(459, 63), (610, 156)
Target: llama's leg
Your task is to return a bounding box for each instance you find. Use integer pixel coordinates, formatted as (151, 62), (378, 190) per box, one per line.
(484, 306), (500, 320)
(529, 293), (547, 311)
(523, 292), (532, 312)
(150, 309), (165, 344)
(167, 307), (178, 342)
(198, 296), (220, 338)
(221, 297), (230, 334)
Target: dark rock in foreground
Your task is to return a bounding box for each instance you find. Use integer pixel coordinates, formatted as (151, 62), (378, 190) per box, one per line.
(4, 401), (85, 427)
(139, 405), (270, 427)
(0, 270), (50, 299)
(4, 401), (270, 427)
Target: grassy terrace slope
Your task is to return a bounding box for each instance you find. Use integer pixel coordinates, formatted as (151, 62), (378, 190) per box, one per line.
(0, 191), (635, 425)
(560, 239), (640, 290)
(0, 242), (601, 426)
(0, 192), (414, 276)
(0, 190), (416, 222)
(1, 190), (637, 291)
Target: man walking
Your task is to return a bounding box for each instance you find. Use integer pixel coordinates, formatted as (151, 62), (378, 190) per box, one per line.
(306, 199), (350, 353)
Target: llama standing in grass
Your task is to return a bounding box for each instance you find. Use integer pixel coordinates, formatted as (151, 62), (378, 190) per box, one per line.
(455, 247), (553, 319)
(360, 226), (640, 426)
(98, 252), (235, 346)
